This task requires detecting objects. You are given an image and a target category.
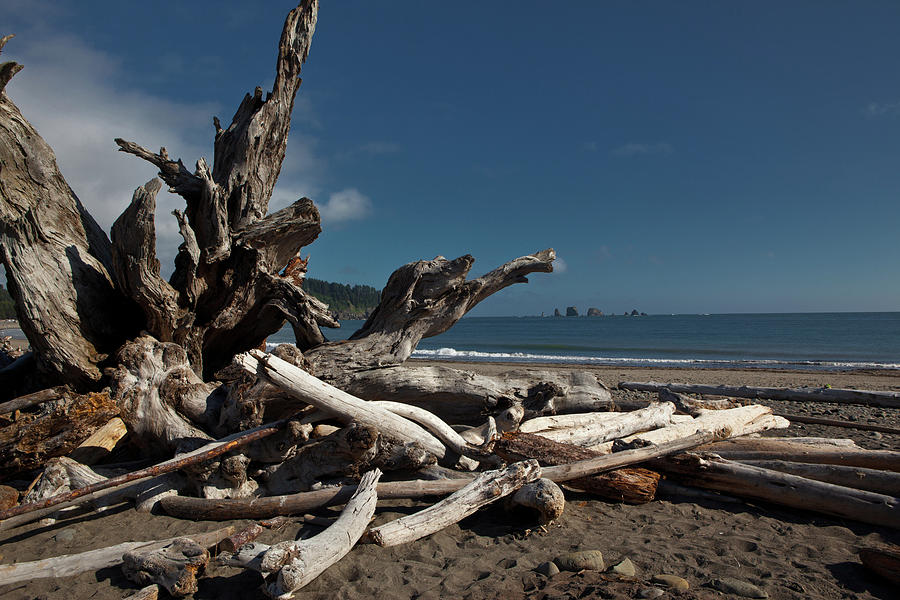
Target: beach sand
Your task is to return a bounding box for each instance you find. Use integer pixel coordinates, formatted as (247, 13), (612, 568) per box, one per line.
(1, 362), (897, 599)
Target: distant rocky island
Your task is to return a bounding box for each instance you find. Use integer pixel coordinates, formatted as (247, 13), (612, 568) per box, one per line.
(551, 306), (647, 317)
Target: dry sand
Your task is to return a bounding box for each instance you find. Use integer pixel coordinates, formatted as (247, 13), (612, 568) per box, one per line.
(1, 361), (897, 599)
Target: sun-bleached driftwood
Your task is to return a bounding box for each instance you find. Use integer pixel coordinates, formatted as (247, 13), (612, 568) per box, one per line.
(620, 381), (900, 409)
(658, 388), (740, 415)
(304, 250), (556, 378)
(338, 364), (614, 426)
(0, 389), (119, 478)
(657, 453), (900, 529)
(507, 478), (565, 524)
(235, 350), (447, 460)
(365, 460), (541, 547)
(699, 437), (860, 451)
(519, 411), (626, 433)
(496, 431), (661, 503)
(122, 537), (210, 597)
(772, 412), (900, 435)
(0, 526), (234, 585)
(704, 447), (900, 472)
(68, 416), (128, 464)
(588, 405), (789, 454)
(0, 417), (289, 530)
(524, 402), (675, 447)
(159, 431), (720, 520)
(737, 460), (900, 496)
(260, 469), (381, 599)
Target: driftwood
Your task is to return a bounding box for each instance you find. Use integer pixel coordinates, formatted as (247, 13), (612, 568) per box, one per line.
(519, 411), (630, 433)
(772, 412), (900, 435)
(0, 389), (119, 478)
(702, 448), (900, 472)
(620, 381), (900, 409)
(0, 385), (69, 415)
(507, 477), (565, 524)
(123, 585), (160, 600)
(524, 402), (675, 447)
(657, 453), (900, 528)
(68, 416), (128, 464)
(496, 431), (660, 503)
(859, 544), (900, 586)
(159, 432), (718, 520)
(0, 418), (289, 530)
(737, 460), (900, 496)
(365, 460), (540, 547)
(260, 468), (380, 598)
(338, 364), (614, 425)
(0, 526), (234, 585)
(122, 538), (210, 597)
(699, 437), (859, 451)
(658, 387), (740, 414)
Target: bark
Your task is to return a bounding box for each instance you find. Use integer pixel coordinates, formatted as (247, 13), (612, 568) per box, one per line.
(305, 249), (555, 376)
(260, 468), (381, 599)
(364, 460), (541, 547)
(0, 35), (140, 386)
(0, 389), (118, 479)
(737, 460), (900, 496)
(620, 381), (900, 409)
(0, 526), (234, 586)
(337, 364), (614, 426)
(496, 431), (660, 504)
(657, 453), (900, 529)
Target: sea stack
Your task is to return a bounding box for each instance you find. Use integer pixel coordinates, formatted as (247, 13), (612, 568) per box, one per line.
(587, 307), (603, 317)
(566, 306), (579, 317)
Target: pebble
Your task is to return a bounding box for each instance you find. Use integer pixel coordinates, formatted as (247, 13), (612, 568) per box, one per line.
(54, 528), (77, 544)
(872, 432), (883, 440)
(554, 550), (605, 572)
(535, 561), (560, 577)
(638, 588), (665, 599)
(710, 577), (768, 598)
(651, 574), (689, 591)
(610, 557), (636, 577)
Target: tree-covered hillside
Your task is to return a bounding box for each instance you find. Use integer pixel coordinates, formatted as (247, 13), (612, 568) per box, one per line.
(303, 278), (380, 319)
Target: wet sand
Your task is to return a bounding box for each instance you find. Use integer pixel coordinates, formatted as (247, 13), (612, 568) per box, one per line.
(1, 362), (897, 599)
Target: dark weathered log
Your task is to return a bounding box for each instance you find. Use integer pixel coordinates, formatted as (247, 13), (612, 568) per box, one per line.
(306, 249), (555, 377)
(496, 431), (660, 503)
(0, 390), (118, 478)
(159, 432), (718, 520)
(657, 453), (900, 528)
(0, 418), (289, 529)
(621, 381), (900, 409)
(0, 36), (140, 386)
(658, 388), (740, 414)
(338, 364), (614, 426)
(738, 460), (900, 496)
(0, 385), (66, 415)
(859, 544), (900, 586)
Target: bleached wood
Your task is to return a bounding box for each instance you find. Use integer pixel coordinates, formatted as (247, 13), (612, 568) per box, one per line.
(0, 527), (233, 585)
(235, 351), (447, 459)
(68, 417), (128, 464)
(737, 460), (900, 496)
(620, 381), (900, 409)
(704, 447), (900, 472)
(366, 460), (541, 547)
(122, 537), (210, 597)
(588, 405), (788, 453)
(519, 411), (625, 433)
(698, 437), (860, 453)
(658, 453), (900, 529)
(530, 402), (675, 447)
(261, 468), (381, 599)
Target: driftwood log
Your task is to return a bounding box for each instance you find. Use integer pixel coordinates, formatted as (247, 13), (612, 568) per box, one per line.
(521, 402), (675, 447)
(737, 460), (900, 496)
(621, 381), (900, 409)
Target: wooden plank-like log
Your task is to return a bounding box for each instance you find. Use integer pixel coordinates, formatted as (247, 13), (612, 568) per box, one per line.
(365, 460), (540, 547)
(859, 544), (900, 585)
(619, 381), (900, 409)
(773, 412), (900, 435)
(657, 453), (900, 528)
(524, 402), (675, 447)
(706, 448), (900, 472)
(0, 527), (234, 585)
(737, 460), (900, 496)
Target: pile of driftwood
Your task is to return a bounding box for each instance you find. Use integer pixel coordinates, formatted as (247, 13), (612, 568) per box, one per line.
(1, 1), (899, 597)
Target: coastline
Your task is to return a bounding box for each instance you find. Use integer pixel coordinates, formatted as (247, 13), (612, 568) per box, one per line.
(1, 362), (897, 599)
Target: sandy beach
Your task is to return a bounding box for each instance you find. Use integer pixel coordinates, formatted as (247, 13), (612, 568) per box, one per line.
(0, 361), (897, 600)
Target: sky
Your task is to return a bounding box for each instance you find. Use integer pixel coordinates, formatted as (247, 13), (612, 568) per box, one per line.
(2, 0), (899, 316)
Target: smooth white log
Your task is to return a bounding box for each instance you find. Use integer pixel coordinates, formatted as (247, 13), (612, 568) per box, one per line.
(365, 460), (541, 547)
(519, 411), (629, 433)
(529, 402), (675, 447)
(235, 351), (447, 459)
(261, 468), (381, 599)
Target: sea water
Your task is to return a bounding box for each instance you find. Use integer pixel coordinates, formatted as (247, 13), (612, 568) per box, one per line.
(267, 312), (900, 372)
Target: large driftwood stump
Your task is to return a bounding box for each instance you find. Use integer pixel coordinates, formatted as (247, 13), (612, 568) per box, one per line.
(122, 538), (210, 597)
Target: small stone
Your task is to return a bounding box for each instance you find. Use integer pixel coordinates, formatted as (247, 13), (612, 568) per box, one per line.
(638, 588), (665, 599)
(711, 577), (768, 598)
(554, 550), (605, 572)
(610, 557), (636, 577)
(872, 432), (883, 440)
(0, 485), (18, 510)
(535, 561), (559, 577)
(651, 574), (690, 591)
(54, 528), (77, 544)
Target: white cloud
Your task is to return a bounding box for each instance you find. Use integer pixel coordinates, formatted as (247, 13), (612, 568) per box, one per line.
(612, 142), (673, 157)
(318, 188), (372, 224)
(863, 101), (900, 117)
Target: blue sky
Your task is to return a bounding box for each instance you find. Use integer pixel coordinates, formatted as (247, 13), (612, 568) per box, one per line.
(3, 1), (899, 315)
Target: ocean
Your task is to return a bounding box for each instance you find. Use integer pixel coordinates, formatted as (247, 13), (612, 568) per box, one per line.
(268, 312), (900, 372)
